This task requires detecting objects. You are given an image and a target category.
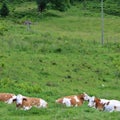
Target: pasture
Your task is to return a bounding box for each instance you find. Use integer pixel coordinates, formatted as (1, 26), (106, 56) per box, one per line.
(0, 1), (120, 120)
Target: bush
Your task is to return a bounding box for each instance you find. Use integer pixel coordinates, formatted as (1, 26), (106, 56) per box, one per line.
(104, 2), (120, 16)
(0, 2), (9, 17)
(50, 0), (71, 11)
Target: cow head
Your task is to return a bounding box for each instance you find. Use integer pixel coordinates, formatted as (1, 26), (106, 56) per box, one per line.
(13, 94), (27, 106)
(88, 96), (96, 108)
(83, 92), (91, 101)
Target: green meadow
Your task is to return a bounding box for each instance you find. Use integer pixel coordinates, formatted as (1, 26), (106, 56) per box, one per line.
(0, 1), (120, 120)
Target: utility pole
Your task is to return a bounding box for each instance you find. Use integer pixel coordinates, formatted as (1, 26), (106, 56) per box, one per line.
(101, 0), (104, 45)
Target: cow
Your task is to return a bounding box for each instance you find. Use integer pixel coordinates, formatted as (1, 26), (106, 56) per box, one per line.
(88, 96), (120, 112)
(88, 96), (108, 110)
(0, 93), (16, 104)
(55, 93), (86, 107)
(13, 94), (48, 110)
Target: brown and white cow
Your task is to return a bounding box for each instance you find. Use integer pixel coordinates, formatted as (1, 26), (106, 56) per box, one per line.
(55, 93), (86, 107)
(88, 96), (120, 112)
(88, 96), (107, 110)
(0, 93), (16, 104)
(13, 94), (48, 110)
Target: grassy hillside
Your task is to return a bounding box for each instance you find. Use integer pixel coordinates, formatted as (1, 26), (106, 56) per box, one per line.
(0, 1), (120, 120)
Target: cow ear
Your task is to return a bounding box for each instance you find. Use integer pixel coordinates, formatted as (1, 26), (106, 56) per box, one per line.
(106, 102), (110, 105)
(83, 92), (87, 95)
(92, 96), (95, 99)
(103, 103), (106, 106)
(13, 99), (16, 102)
(23, 98), (27, 101)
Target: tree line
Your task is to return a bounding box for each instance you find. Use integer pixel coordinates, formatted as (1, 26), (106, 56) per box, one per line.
(0, 0), (120, 17)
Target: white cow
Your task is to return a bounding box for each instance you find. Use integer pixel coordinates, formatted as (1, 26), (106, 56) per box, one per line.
(88, 96), (120, 112)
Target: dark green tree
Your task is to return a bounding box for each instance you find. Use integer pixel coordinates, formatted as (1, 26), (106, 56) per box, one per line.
(0, 2), (9, 17)
(70, 0), (74, 5)
(50, 0), (70, 11)
(36, 0), (48, 12)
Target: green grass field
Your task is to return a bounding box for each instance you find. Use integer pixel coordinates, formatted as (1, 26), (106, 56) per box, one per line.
(0, 1), (120, 120)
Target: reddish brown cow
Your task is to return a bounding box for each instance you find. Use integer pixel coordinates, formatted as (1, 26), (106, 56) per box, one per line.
(0, 93), (16, 104)
(56, 94), (85, 107)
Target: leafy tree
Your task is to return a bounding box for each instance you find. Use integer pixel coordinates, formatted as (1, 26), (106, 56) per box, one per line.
(70, 0), (74, 5)
(36, 0), (71, 12)
(0, 2), (9, 17)
(36, 0), (48, 12)
(50, 0), (71, 11)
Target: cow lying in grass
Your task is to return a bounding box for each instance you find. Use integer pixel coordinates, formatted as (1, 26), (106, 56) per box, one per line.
(0, 93), (16, 104)
(56, 93), (87, 107)
(13, 94), (48, 110)
(87, 96), (120, 112)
